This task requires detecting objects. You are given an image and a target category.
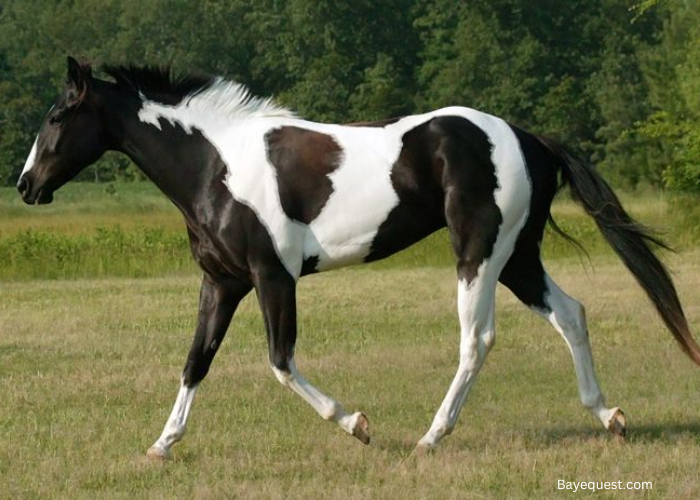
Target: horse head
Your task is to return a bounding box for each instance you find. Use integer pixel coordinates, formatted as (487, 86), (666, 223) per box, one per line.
(17, 56), (109, 204)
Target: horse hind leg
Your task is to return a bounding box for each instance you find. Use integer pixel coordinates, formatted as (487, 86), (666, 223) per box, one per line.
(416, 265), (500, 450)
(499, 247), (627, 439)
(417, 205), (525, 449)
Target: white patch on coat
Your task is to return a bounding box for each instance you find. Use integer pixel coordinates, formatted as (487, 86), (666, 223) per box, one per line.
(137, 84), (531, 280)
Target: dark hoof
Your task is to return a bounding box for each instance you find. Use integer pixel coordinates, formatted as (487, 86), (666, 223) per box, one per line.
(352, 413), (370, 445)
(146, 446), (171, 461)
(607, 408), (627, 442)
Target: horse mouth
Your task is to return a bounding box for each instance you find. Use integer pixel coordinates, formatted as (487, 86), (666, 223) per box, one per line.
(34, 189), (54, 205)
(21, 187), (54, 205)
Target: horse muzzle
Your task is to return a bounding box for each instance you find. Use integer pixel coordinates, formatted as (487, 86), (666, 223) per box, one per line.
(17, 175), (54, 205)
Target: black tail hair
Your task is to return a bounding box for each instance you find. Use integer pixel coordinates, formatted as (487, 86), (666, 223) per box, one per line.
(536, 135), (700, 367)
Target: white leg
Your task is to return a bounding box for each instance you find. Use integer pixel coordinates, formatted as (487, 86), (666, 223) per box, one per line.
(538, 274), (625, 435)
(147, 379), (198, 460)
(417, 273), (497, 449)
(271, 359), (369, 444)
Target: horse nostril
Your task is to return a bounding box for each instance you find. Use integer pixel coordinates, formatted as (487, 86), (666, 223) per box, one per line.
(16, 176), (30, 196)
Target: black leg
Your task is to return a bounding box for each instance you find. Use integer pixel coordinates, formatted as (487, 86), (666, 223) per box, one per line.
(253, 267), (298, 371)
(146, 275), (251, 460)
(183, 275), (252, 386)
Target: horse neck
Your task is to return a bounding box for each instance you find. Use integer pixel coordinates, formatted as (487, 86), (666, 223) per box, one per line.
(106, 92), (215, 217)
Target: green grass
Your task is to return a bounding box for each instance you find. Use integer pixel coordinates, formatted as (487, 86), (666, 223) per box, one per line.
(2, 183), (700, 497)
(1, 256), (700, 498)
(2, 182), (700, 280)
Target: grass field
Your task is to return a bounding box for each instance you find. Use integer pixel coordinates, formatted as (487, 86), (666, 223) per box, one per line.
(2, 183), (700, 498)
(2, 182), (700, 280)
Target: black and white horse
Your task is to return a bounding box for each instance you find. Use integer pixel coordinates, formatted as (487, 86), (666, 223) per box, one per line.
(18, 57), (700, 459)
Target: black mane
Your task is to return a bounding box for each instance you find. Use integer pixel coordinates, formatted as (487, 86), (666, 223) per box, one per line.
(102, 64), (215, 104)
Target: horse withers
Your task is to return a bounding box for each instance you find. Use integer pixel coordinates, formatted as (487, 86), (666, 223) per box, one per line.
(18, 57), (700, 459)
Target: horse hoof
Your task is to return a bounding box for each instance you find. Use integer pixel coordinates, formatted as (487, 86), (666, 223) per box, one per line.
(413, 443), (436, 457)
(146, 446), (171, 461)
(607, 408), (627, 441)
(411, 438), (438, 457)
(352, 412), (370, 445)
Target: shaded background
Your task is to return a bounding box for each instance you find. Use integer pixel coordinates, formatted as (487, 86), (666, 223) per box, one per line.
(1, 0), (699, 191)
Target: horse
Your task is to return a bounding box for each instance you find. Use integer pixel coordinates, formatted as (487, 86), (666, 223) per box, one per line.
(18, 57), (700, 460)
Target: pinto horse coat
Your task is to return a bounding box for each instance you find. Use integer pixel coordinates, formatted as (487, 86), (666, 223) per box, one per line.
(18, 58), (700, 458)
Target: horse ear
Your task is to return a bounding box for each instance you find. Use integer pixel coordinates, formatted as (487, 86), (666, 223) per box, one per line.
(66, 56), (92, 108)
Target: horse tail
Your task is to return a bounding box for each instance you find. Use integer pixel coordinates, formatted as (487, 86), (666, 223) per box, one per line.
(535, 134), (700, 367)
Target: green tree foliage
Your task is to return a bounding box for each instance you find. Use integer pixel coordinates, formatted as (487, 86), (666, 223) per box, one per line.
(0, 0), (699, 193)
(634, 0), (700, 191)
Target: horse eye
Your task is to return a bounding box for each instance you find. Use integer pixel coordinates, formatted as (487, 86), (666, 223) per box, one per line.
(49, 108), (67, 125)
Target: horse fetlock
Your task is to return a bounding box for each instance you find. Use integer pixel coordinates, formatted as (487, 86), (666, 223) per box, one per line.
(580, 392), (605, 412)
(319, 400), (342, 421)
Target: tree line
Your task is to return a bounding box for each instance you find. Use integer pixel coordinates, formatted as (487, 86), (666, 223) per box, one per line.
(1, 0), (699, 192)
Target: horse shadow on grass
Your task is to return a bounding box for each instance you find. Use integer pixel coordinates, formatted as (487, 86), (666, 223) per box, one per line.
(538, 422), (700, 445)
(377, 421), (700, 457)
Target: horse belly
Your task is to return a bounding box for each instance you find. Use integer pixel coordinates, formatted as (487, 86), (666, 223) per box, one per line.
(304, 182), (400, 271)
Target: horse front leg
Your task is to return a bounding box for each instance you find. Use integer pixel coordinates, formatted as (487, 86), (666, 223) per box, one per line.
(253, 266), (370, 444)
(146, 275), (251, 460)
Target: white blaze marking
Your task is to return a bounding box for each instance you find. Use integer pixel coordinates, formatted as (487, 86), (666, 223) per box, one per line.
(21, 136), (39, 176)
(22, 105), (56, 177)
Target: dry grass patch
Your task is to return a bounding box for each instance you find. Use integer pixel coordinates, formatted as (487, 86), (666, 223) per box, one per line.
(2, 252), (700, 498)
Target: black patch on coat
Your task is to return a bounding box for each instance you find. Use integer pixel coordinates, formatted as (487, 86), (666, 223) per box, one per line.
(265, 126), (343, 224)
(365, 120), (446, 262)
(300, 255), (320, 276)
(432, 116), (502, 284)
(367, 116), (503, 286)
